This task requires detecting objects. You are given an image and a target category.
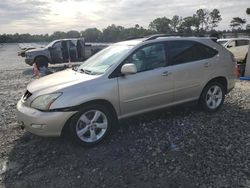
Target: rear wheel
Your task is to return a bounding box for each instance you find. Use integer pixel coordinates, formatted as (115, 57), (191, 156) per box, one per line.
(69, 104), (114, 146)
(199, 82), (225, 112)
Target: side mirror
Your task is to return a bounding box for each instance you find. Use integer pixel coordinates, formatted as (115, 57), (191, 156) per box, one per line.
(121, 64), (137, 75)
(227, 45), (232, 48)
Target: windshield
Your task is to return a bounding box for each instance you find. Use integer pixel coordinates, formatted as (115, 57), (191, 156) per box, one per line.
(78, 45), (133, 75)
(46, 41), (57, 48)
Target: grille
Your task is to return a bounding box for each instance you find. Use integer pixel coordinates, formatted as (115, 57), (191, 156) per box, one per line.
(23, 90), (32, 101)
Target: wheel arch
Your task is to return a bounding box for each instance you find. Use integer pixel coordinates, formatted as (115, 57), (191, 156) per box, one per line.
(78, 99), (118, 119)
(34, 55), (50, 68)
(61, 99), (118, 136)
(200, 76), (228, 99)
(34, 55), (49, 63)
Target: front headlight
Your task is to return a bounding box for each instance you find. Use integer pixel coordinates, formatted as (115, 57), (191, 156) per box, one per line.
(25, 53), (32, 58)
(30, 93), (62, 111)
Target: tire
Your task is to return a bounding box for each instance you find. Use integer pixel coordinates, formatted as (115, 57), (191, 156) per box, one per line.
(69, 104), (114, 146)
(199, 82), (225, 112)
(35, 56), (49, 69)
(244, 53), (248, 63)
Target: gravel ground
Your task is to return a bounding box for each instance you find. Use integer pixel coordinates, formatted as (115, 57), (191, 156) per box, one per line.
(0, 44), (250, 188)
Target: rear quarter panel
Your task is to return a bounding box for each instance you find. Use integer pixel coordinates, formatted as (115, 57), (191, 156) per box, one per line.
(198, 40), (236, 93)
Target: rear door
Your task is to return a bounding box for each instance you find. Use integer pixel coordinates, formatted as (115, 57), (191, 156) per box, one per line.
(118, 42), (174, 117)
(167, 40), (218, 103)
(69, 40), (77, 62)
(76, 39), (85, 60)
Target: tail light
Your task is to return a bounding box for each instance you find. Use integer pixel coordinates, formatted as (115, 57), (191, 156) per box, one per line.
(230, 53), (239, 77)
(234, 64), (240, 78)
(230, 53), (237, 63)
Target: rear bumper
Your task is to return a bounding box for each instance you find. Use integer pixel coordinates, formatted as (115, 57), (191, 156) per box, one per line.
(16, 100), (76, 136)
(227, 77), (236, 93)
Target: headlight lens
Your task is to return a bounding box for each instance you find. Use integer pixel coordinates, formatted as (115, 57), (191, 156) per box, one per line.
(30, 93), (62, 111)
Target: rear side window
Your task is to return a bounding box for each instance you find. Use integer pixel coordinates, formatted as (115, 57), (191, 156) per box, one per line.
(236, 40), (249, 46)
(53, 41), (62, 49)
(125, 43), (167, 72)
(168, 40), (218, 65)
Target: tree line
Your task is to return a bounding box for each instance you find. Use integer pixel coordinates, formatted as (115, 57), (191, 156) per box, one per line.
(0, 8), (249, 43)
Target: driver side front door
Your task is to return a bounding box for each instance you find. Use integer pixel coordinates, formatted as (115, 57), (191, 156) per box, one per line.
(118, 43), (174, 118)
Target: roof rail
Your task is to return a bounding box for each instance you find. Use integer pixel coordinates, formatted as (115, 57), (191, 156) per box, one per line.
(209, 37), (218, 42)
(144, 34), (179, 41)
(126, 36), (145, 40)
(143, 33), (207, 41)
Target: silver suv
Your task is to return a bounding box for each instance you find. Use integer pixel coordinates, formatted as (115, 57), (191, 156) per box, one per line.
(17, 35), (236, 146)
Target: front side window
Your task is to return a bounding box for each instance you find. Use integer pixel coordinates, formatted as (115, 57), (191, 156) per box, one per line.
(168, 40), (218, 65)
(53, 41), (62, 49)
(125, 43), (167, 72)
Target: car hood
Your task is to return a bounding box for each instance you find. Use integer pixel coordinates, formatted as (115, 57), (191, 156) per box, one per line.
(26, 48), (46, 53)
(27, 69), (98, 93)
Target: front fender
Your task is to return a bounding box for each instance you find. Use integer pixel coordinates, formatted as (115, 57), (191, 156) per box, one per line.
(49, 78), (121, 116)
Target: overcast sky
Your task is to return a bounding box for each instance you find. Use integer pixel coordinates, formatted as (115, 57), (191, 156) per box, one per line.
(0, 0), (249, 34)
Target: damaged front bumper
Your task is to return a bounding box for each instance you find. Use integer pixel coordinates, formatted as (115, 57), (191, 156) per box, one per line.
(16, 100), (76, 137)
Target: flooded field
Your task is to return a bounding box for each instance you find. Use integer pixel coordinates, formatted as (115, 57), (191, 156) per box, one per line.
(0, 44), (30, 70)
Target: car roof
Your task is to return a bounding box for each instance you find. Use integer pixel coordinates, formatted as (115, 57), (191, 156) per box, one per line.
(217, 39), (229, 41)
(156, 36), (214, 41)
(114, 36), (216, 46)
(53, 38), (84, 43)
(114, 39), (145, 46)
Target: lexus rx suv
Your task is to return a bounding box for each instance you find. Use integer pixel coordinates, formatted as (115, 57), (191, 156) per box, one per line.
(17, 35), (236, 146)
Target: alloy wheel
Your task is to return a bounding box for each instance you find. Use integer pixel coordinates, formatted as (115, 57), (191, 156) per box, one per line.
(206, 85), (223, 110)
(75, 110), (108, 143)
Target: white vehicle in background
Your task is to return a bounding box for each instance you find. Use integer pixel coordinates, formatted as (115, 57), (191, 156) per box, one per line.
(217, 38), (249, 62)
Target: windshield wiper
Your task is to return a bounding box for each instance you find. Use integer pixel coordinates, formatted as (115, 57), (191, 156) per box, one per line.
(72, 66), (78, 71)
(79, 69), (93, 75)
(84, 69), (93, 74)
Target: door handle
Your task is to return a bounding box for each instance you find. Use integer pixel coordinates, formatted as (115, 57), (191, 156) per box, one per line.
(162, 71), (171, 76)
(204, 62), (210, 68)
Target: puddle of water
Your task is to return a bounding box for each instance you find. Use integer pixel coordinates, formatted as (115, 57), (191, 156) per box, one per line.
(0, 161), (7, 175)
(0, 160), (20, 175)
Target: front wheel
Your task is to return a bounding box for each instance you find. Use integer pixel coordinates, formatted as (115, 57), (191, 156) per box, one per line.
(199, 82), (225, 112)
(35, 56), (48, 69)
(69, 104), (114, 146)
